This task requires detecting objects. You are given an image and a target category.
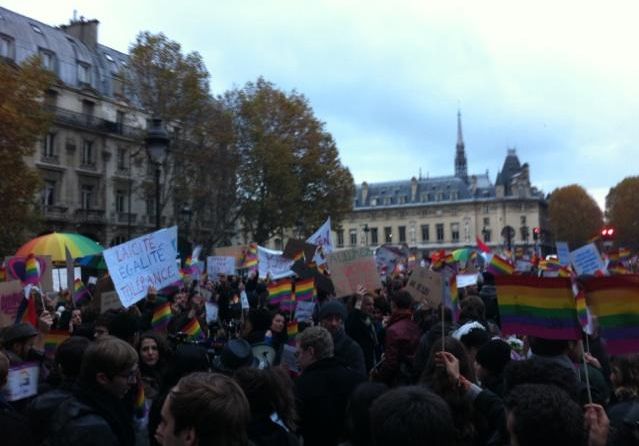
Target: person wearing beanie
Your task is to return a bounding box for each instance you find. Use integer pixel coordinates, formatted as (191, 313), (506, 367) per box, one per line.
(475, 339), (511, 397)
(318, 300), (367, 378)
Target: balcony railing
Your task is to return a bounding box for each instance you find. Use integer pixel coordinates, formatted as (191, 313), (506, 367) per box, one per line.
(45, 105), (144, 139)
(41, 204), (69, 221)
(74, 208), (106, 224)
(115, 212), (137, 224)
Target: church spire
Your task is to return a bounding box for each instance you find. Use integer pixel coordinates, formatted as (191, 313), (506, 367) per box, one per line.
(455, 109), (468, 183)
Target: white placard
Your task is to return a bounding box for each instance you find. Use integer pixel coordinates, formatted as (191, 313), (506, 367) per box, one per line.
(570, 243), (605, 277)
(515, 260), (533, 272)
(240, 290), (250, 309)
(306, 217), (333, 254)
(456, 273), (479, 289)
(205, 302), (219, 323)
(88, 276), (98, 285)
(103, 227), (180, 307)
(556, 241), (571, 266)
(257, 246), (294, 280)
(206, 256), (236, 277)
(2, 362), (39, 401)
(52, 267), (81, 292)
(295, 301), (315, 322)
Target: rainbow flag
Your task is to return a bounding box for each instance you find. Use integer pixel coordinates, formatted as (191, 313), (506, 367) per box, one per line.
(267, 279), (293, 305)
(286, 320), (299, 346)
(43, 330), (70, 359)
(15, 291), (37, 327)
(182, 317), (203, 340)
(608, 264), (632, 275)
(134, 381), (146, 418)
(73, 278), (90, 306)
(496, 276), (581, 340)
(151, 301), (172, 331)
(487, 254), (515, 276)
(280, 294), (297, 313)
(558, 266), (572, 278)
(241, 243), (258, 268)
(24, 254), (40, 285)
(295, 278), (316, 302)
(583, 275), (639, 355)
(539, 258), (561, 271)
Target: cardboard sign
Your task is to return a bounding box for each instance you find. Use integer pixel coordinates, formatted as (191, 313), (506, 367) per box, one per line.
(257, 246), (294, 280)
(2, 362), (39, 401)
(456, 273), (479, 289)
(405, 268), (443, 307)
(0, 280), (24, 328)
(5, 255), (54, 292)
(52, 267), (81, 292)
(212, 245), (245, 266)
(100, 291), (123, 313)
(207, 256), (236, 277)
(326, 247), (381, 297)
(103, 227), (180, 307)
(570, 243), (605, 276)
(556, 241), (571, 266)
(283, 239), (317, 262)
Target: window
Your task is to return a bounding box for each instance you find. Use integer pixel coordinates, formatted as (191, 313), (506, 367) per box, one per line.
(105, 53), (114, 63)
(483, 217), (490, 226)
(384, 227), (392, 243)
(82, 140), (94, 165)
(370, 198), (377, 206)
(112, 76), (124, 96)
(349, 229), (357, 246)
(78, 62), (91, 85)
(115, 190), (126, 212)
(370, 227), (378, 245)
(451, 223), (460, 242)
(42, 180), (55, 206)
(427, 193), (434, 201)
(421, 224), (430, 242)
(398, 226), (406, 243)
(82, 100), (94, 116)
(483, 205), (490, 214)
(44, 89), (57, 107)
(0, 35), (14, 59)
(336, 229), (344, 248)
(81, 185), (93, 209)
(42, 133), (55, 157)
(484, 230), (492, 243)
(30, 23), (43, 34)
(116, 110), (125, 131)
(38, 49), (55, 71)
(436, 224), (444, 242)
(520, 215), (527, 225)
(117, 148), (127, 170)
(146, 197), (155, 217)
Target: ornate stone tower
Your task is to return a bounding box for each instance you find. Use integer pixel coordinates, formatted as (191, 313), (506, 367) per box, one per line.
(454, 110), (468, 183)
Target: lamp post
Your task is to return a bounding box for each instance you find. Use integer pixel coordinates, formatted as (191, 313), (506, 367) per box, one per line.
(145, 119), (169, 229)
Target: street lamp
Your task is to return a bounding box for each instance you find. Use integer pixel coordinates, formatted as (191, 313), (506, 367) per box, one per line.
(145, 118), (169, 229)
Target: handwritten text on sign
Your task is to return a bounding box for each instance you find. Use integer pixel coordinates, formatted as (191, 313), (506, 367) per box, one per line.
(103, 227), (180, 307)
(207, 256), (236, 277)
(326, 247), (381, 297)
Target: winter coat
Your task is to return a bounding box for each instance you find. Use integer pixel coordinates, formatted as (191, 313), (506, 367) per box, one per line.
(0, 394), (35, 446)
(332, 328), (367, 378)
(478, 285), (500, 327)
(247, 415), (300, 446)
(345, 309), (378, 372)
(28, 381), (75, 444)
(373, 310), (420, 385)
(295, 356), (365, 446)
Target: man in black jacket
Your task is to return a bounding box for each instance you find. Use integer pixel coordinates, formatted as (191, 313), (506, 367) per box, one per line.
(318, 300), (366, 378)
(295, 326), (364, 446)
(345, 293), (378, 373)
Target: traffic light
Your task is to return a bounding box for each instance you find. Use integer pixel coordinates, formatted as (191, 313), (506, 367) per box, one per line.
(601, 226), (615, 241)
(533, 227), (541, 241)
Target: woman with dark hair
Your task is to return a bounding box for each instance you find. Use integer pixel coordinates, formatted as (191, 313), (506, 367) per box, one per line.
(267, 311), (289, 364)
(234, 366), (300, 446)
(138, 332), (169, 401)
(608, 354), (639, 445)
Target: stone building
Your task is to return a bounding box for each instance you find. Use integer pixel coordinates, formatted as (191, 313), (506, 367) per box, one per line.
(336, 112), (549, 254)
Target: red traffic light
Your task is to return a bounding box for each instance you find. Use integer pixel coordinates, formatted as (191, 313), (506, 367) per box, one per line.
(601, 226), (615, 239)
(533, 227), (541, 234)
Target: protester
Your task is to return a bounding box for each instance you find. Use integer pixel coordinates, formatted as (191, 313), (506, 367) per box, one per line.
(138, 332), (169, 400)
(607, 354), (639, 445)
(155, 372), (251, 446)
(342, 382), (388, 446)
(474, 338), (511, 397)
(345, 289), (378, 373)
(0, 351), (36, 446)
(318, 300), (367, 377)
(1, 322), (40, 364)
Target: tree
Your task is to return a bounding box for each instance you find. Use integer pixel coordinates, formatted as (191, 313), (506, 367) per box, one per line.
(548, 185), (603, 249)
(224, 78), (354, 244)
(0, 57), (53, 254)
(606, 176), (639, 250)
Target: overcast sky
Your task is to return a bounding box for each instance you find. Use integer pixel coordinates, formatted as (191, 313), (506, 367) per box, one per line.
(5, 0), (639, 210)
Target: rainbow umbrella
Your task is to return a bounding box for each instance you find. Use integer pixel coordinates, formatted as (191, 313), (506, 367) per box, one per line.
(452, 248), (473, 263)
(15, 232), (103, 262)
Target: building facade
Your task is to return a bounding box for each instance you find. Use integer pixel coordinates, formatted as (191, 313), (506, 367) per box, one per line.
(336, 112), (550, 254)
(0, 7), (183, 247)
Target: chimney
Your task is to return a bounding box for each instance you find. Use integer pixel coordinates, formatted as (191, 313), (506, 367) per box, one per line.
(470, 175), (477, 195)
(61, 17), (99, 49)
(361, 182), (368, 205)
(410, 176), (418, 202)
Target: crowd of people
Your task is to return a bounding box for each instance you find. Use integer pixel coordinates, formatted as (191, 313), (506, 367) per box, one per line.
(1, 269), (638, 446)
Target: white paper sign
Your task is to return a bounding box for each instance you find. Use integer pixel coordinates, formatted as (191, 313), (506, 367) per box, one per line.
(295, 300), (315, 322)
(570, 243), (605, 276)
(103, 227), (180, 307)
(240, 290), (250, 310)
(52, 267), (81, 292)
(306, 217), (333, 254)
(556, 242), (571, 266)
(456, 273), (479, 289)
(2, 362), (39, 401)
(257, 246), (294, 280)
(515, 260), (533, 272)
(205, 302), (219, 323)
(206, 256), (236, 277)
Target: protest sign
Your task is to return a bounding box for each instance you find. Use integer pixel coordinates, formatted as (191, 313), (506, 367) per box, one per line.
(2, 362), (39, 401)
(206, 256), (236, 277)
(103, 227), (180, 307)
(295, 300), (315, 322)
(570, 243), (605, 276)
(212, 245), (244, 266)
(326, 247), (381, 297)
(205, 302), (219, 323)
(5, 255), (54, 292)
(456, 273), (479, 289)
(405, 268), (443, 307)
(100, 291), (123, 313)
(515, 260), (533, 272)
(375, 245), (403, 276)
(283, 239), (317, 262)
(0, 280), (24, 328)
(257, 246), (294, 280)
(306, 217), (333, 253)
(52, 267), (81, 292)
(556, 241), (571, 266)
(240, 290), (250, 310)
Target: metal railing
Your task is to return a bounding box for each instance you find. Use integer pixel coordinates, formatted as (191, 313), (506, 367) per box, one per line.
(45, 105), (144, 139)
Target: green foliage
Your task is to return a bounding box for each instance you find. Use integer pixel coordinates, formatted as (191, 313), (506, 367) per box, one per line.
(0, 57), (53, 254)
(548, 184), (603, 249)
(224, 78), (354, 244)
(606, 176), (639, 250)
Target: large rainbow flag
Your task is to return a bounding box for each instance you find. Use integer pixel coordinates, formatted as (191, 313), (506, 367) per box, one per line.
(182, 317), (204, 340)
(151, 301), (172, 332)
(487, 254), (515, 276)
(267, 279), (293, 306)
(583, 275), (639, 355)
(295, 278), (316, 302)
(241, 243), (258, 269)
(495, 276), (581, 340)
